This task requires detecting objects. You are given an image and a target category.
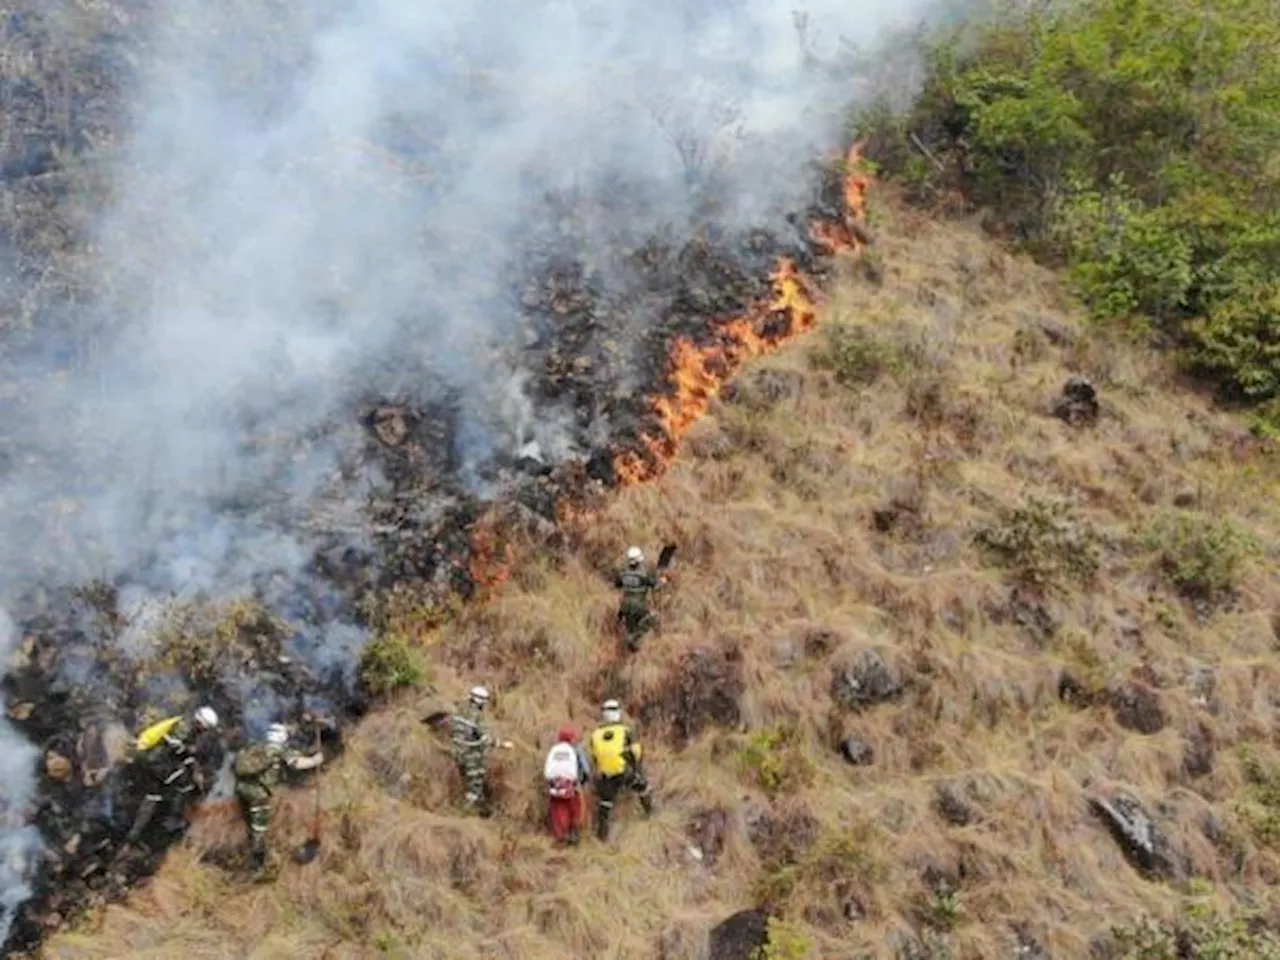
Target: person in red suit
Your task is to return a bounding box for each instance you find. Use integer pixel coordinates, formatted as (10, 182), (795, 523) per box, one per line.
(544, 724), (591, 844)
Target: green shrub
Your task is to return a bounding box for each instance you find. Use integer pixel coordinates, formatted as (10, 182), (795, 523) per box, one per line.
(810, 325), (901, 387)
(974, 497), (1100, 588)
(737, 727), (814, 797)
(1236, 746), (1280, 849)
(1144, 513), (1258, 604)
(862, 0), (1280, 408)
(359, 632), (426, 697)
(751, 917), (813, 960)
(1112, 898), (1280, 959)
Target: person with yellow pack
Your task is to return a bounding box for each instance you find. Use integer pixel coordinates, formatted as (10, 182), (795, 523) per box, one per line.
(123, 705), (220, 847)
(587, 698), (653, 842)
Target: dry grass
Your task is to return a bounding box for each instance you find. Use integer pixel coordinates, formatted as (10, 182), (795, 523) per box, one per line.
(41, 187), (1280, 959)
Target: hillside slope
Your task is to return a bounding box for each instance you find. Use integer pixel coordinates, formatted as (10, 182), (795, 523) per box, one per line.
(41, 186), (1280, 960)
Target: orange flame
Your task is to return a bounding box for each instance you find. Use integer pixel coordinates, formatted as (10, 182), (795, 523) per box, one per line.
(614, 142), (871, 486)
(812, 141), (871, 253)
(467, 510), (517, 592)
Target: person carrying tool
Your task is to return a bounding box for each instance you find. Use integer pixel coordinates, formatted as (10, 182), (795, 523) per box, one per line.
(233, 722), (325, 873)
(614, 545), (666, 651)
(124, 705), (220, 847)
(544, 724), (591, 845)
(450, 685), (509, 817)
(587, 699), (653, 841)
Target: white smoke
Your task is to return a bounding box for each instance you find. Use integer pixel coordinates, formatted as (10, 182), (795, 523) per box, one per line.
(0, 609), (43, 947)
(0, 0), (936, 941)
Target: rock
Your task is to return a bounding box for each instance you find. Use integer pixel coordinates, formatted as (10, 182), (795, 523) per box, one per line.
(708, 909), (770, 960)
(44, 751), (72, 782)
(831, 648), (904, 712)
(1182, 719), (1215, 779)
(686, 807), (732, 868)
(1053, 376), (1099, 427)
(934, 782), (979, 827)
(1088, 791), (1183, 881)
(1107, 680), (1166, 734)
(641, 641), (745, 746)
(7, 701), (34, 721)
(839, 737), (875, 766)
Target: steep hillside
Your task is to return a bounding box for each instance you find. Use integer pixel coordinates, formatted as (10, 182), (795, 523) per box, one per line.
(39, 185), (1280, 959)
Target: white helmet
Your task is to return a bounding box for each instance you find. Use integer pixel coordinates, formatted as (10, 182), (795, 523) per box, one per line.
(626, 546), (643, 565)
(469, 685), (491, 709)
(193, 706), (219, 730)
(265, 723), (289, 748)
(601, 699), (622, 724)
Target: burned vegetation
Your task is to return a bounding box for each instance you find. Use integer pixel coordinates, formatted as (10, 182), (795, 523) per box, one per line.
(0, 4), (870, 954)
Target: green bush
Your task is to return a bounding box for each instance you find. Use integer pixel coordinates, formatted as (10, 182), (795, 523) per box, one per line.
(752, 917), (813, 960)
(1144, 513), (1258, 604)
(863, 0), (1280, 407)
(737, 727), (814, 797)
(974, 497), (1100, 588)
(1112, 898), (1280, 959)
(359, 632), (426, 697)
(1236, 746), (1280, 849)
(810, 325), (901, 387)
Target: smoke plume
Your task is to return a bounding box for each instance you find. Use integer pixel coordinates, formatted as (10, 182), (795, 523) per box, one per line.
(0, 0), (932, 945)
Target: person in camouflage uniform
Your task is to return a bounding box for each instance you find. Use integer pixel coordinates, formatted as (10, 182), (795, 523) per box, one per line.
(233, 722), (324, 872)
(615, 546), (662, 651)
(125, 705), (221, 846)
(450, 686), (500, 816)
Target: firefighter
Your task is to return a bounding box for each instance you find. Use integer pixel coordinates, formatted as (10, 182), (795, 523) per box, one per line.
(233, 722), (324, 873)
(124, 705), (220, 846)
(544, 724), (591, 844)
(587, 699), (653, 841)
(450, 686), (502, 816)
(615, 546), (662, 651)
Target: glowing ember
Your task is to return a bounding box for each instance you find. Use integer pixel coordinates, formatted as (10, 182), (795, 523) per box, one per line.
(613, 142), (871, 486)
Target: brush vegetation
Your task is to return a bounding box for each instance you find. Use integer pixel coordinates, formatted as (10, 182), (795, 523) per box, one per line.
(37, 185), (1280, 959)
(864, 0), (1280, 430)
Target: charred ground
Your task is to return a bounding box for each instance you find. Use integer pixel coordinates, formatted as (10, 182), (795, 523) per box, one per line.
(0, 2), (860, 953)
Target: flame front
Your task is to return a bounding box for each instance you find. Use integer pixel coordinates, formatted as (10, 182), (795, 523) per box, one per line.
(614, 142), (871, 486)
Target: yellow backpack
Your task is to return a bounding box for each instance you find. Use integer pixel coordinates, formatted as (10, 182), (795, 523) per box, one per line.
(590, 724), (631, 777)
(136, 715), (182, 752)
